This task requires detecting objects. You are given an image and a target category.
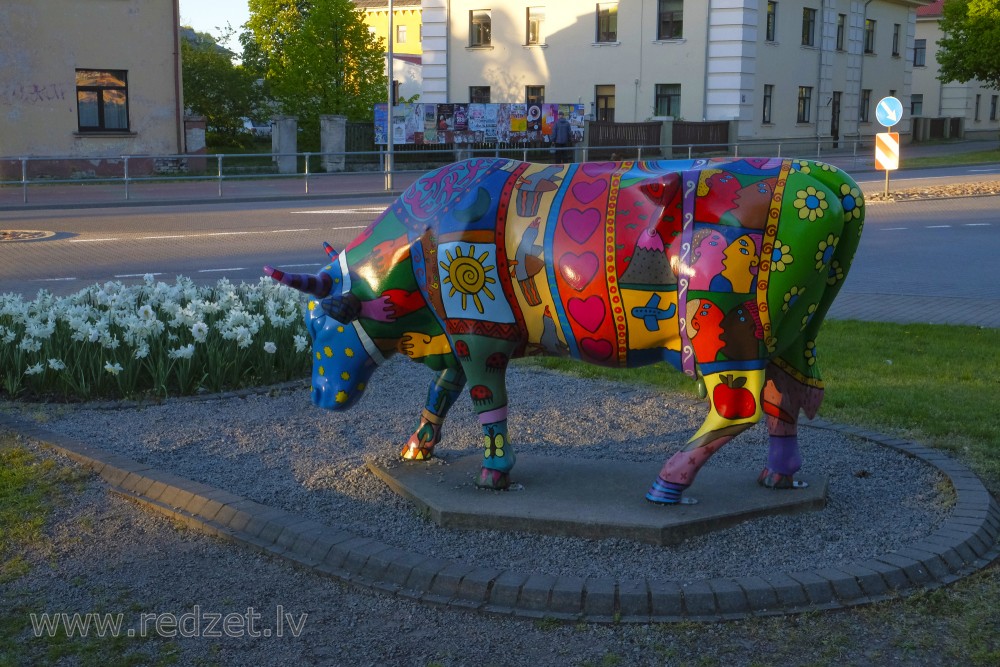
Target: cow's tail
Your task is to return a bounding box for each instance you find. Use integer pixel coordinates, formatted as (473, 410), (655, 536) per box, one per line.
(768, 162), (865, 417)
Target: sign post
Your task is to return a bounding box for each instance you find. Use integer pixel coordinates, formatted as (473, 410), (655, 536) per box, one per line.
(874, 96), (903, 196)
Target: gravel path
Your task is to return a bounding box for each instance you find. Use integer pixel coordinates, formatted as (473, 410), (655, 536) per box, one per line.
(3, 360), (956, 666)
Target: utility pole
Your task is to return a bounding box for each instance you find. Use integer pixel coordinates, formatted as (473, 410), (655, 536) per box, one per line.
(385, 0), (395, 190)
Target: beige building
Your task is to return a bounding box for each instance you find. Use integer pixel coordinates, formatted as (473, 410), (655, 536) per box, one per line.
(421, 0), (931, 143)
(911, 0), (999, 139)
(0, 0), (185, 177)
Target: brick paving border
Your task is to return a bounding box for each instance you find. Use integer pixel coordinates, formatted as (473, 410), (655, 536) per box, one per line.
(3, 411), (998, 623)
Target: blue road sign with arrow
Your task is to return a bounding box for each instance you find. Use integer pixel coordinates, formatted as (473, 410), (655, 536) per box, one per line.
(876, 96), (903, 128)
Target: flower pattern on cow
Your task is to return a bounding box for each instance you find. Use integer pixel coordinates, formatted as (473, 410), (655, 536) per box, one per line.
(815, 234), (839, 270)
(782, 286), (806, 312)
(804, 340), (817, 366)
(770, 241), (793, 272)
(826, 260), (845, 286)
(840, 183), (864, 222)
(801, 303), (817, 328)
(794, 187), (828, 221)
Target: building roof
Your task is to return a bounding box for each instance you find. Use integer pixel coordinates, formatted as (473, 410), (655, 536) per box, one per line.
(917, 0), (944, 17)
(352, 0), (422, 9)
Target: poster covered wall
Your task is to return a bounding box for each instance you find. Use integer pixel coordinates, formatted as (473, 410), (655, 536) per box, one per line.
(375, 103), (585, 145)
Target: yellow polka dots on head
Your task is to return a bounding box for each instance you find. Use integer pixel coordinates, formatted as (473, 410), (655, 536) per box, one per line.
(324, 346), (334, 357)
(344, 347), (354, 358)
(341, 372), (350, 380)
(335, 390), (350, 404)
(318, 366), (325, 376)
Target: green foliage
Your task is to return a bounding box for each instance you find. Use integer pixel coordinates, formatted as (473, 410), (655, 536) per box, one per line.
(937, 0), (1000, 89)
(180, 30), (268, 144)
(245, 0), (388, 149)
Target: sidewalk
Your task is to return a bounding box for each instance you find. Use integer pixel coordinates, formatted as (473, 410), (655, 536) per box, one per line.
(2, 139), (996, 211)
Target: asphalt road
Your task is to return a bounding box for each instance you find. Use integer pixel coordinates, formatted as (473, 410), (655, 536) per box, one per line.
(2, 175), (998, 315)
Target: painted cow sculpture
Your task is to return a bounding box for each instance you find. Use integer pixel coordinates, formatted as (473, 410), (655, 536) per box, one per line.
(266, 157), (864, 504)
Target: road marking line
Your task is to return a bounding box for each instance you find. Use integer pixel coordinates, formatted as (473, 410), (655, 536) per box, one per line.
(69, 238), (120, 243)
(198, 268), (245, 273)
(31, 277), (77, 282)
(964, 223), (991, 226)
(881, 227), (907, 231)
(333, 225), (368, 230)
(115, 272), (165, 278)
(927, 225), (951, 228)
(294, 209), (383, 214)
(138, 229), (313, 240)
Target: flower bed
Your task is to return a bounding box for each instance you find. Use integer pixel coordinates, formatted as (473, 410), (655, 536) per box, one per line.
(1, 275), (310, 401)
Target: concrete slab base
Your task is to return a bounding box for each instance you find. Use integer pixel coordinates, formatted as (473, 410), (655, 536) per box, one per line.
(368, 454), (827, 546)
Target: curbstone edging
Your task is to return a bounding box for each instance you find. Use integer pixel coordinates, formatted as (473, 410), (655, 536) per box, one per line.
(2, 410), (998, 623)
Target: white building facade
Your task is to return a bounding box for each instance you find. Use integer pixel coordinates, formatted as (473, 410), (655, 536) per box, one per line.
(910, 0), (1000, 139)
(421, 0), (930, 142)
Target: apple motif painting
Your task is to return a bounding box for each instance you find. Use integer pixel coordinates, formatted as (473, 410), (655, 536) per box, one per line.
(713, 374), (757, 419)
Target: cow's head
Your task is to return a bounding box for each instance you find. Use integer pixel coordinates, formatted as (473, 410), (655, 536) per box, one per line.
(265, 243), (383, 410)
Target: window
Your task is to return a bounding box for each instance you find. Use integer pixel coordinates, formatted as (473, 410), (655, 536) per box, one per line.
(975, 94), (982, 121)
(892, 24), (900, 56)
(526, 7), (545, 45)
(766, 2), (777, 42)
(470, 86), (491, 103)
(596, 84), (615, 121)
(763, 84), (774, 123)
(470, 10), (491, 47)
(526, 85), (545, 105)
(991, 95), (998, 121)
(860, 89), (872, 122)
(596, 3), (618, 43)
(397, 24), (407, 44)
(654, 84), (681, 117)
(910, 94), (923, 116)
(802, 8), (816, 46)
(657, 0), (683, 40)
(797, 86), (812, 123)
(864, 19), (876, 53)
(914, 39), (926, 66)
(836, 14), (846, 50)
(76, 69), (128, 132)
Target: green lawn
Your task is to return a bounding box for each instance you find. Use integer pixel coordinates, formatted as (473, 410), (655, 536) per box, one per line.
(904, 147), (1000, 169)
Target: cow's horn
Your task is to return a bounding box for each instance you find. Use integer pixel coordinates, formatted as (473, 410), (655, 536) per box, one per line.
(323, 242), (338, 261)
(263, 266), (332, 298)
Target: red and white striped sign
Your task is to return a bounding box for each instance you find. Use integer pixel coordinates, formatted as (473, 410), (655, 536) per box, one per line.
(875, 132), (899, 171)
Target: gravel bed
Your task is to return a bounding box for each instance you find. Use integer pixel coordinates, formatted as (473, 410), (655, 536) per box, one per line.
(866, 178), (1000, 202)
(21, 359), (950, 584)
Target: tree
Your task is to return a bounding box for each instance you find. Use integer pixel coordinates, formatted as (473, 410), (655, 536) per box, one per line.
(244, 0), (387, 146)
(936, 0), (1000, 89)
(181, 28), (267, 143)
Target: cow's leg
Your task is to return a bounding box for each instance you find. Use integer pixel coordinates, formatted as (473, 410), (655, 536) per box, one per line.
(401, 366), (467, 461)
(759, 361), (824, 489)
(452, 335), (519, 490)
(646, 368), (766, 505)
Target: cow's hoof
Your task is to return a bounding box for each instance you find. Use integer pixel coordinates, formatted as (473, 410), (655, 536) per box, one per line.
(476, 467), (511, 490)
(645, 476), (698, 505)
(758, 467), (809, 489)
(400, 441), (435, 461)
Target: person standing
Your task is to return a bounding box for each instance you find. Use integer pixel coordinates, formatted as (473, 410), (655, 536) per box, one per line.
(552, 112), (573, 163)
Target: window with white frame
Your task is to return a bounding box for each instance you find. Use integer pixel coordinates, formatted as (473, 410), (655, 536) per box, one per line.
(864, 19), (876, 53)
(654, 84), (681, 117)
(596, 3), (618, 43)
(526, 85), (545, 105)
(801, 8), (816, 47)
(860, 89), (872, 121)
(76, 69), (129, 132)
(526, 7), (545, 45)
(892, 24), (900, 56)
(910, 94), (923, 116)
(657, 0), (683, 40)
(596, 84), (615, 121)
(397, 24), (407, 44)
(763, 84), (774, 124)
(797, 86), (812, 122)
(470, 86), (490, 103)
(914, 39), (926, 66)
(766, 2), (777, 42)
(836, 14), (845, 50)
(470, 10), (491, 47)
